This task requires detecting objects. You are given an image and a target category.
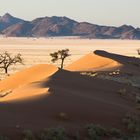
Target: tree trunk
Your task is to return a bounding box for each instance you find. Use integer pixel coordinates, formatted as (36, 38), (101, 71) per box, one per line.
(60, 59), (64, 69)
(5, 68), (8, 74)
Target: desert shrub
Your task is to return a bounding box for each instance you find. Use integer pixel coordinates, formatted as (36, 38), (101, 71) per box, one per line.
(125, 136), (140, 140)
(75, 131), (80, 140)
(136, 105), (140, 111)
(135, 95), (140, 103)
(117, 88), (126, 96)
(0, 135), (9, 140)
(122, 115), (140, 137)
(39, 127), (67, 140)
(109, 128), (121, 138)
(85, 124), (106, 140)
(80, 72), (98, 77)
(22, 130), (35, 140)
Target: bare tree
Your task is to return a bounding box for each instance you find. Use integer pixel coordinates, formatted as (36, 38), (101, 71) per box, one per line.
(50, 49), (70, 69)
(0, 52), (23, 74)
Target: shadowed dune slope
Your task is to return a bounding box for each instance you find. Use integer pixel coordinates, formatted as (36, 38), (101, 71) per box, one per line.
(0, 69), (137, 134)
(66, 53), (121, 71)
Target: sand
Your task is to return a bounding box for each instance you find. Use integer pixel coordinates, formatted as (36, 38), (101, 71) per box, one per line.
(0, 68), (137, 139)
(0, 64), (58, 102)
(66, 53), (121, 71)
(0, 48), (139, 139)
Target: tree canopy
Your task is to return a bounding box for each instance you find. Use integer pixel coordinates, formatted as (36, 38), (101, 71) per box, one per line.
(0, 52), (23, 74)
(50, 49), (70, 69)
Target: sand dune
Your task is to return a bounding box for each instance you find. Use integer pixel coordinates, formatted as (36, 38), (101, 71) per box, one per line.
(0, 69), (136, 138)
(66, 53), (121, 71)
(0, 64), (58, 102)
(94, 50), (140, 76)
(0, 51), (139, 139)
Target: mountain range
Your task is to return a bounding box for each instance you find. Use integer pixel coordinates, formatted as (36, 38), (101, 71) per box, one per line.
(0, 13), (140, 39)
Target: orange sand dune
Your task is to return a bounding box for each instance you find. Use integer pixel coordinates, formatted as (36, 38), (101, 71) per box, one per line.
(0, 64), (58, 102)
(66, 53), (121, 71)
(0, 52), (139, 138)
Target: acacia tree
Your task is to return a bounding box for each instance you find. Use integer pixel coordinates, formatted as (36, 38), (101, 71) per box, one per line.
(0, 52), (23, 74)
(50, 49), (70, 69)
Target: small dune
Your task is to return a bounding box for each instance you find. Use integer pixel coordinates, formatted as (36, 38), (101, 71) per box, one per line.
(66, 53), (121, 71)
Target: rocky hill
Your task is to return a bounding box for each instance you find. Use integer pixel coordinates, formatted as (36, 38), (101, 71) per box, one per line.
(1, 13), (140, 39)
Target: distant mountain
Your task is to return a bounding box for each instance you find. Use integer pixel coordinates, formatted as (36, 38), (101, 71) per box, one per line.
(31, 16), (78, 37)
(0, 13), (25, 31)
(1, 13), (140, 39)
(2, 22), (33, 37)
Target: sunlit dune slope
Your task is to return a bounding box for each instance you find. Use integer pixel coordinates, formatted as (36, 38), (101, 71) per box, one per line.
(66, 53), (121, 71)
(0, 64), (58, 102)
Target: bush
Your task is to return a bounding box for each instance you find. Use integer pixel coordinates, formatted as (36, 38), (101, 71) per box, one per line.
(0, 135), (9, 140)
(22, 130), (35, 140)
(135, 95), (140, 103)
(122, 115), (140, 137)
(136, 105), (140, 111)
(117, 88), (126, 96)
(39, 127), (67, 140)
(109, 128), (121, 138)
(85, 124), (106, 140)
(75, 131), (80, 140)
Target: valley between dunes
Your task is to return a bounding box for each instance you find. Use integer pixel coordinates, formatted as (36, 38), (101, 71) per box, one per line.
(0, 50), (140, 139)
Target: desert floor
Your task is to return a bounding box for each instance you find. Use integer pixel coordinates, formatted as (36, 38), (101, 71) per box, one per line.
(0, 37), (140, 74)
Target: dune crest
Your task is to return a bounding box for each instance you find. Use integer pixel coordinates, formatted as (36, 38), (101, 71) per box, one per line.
(0, 64), (58, 102)
(66, 53), (121, 71)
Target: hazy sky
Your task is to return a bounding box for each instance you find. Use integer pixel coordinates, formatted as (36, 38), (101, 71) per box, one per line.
(0, 0), (139, 27)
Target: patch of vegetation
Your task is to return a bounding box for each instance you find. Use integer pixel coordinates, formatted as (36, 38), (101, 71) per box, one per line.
(122, 114), (140, 139)
(135, 94), (140, 103)
(0, 135), (9, 140)
(108, 128), (122, 138)
(0, 119), (140, 140)
(80, 72), (98, 77)
(22, 129), (35, 140)
(85, 124), (106, 140)
(136, 104), (140, 111)
(117, 88), (126, 96)
(75, 131), (80, 140)
(38, 127), (67, 140)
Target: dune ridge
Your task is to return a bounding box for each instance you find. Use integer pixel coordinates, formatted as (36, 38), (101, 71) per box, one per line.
(66, 53), (121, 71)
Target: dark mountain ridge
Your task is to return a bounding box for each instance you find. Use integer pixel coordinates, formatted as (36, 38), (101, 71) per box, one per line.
(0, 13), (140, 39)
